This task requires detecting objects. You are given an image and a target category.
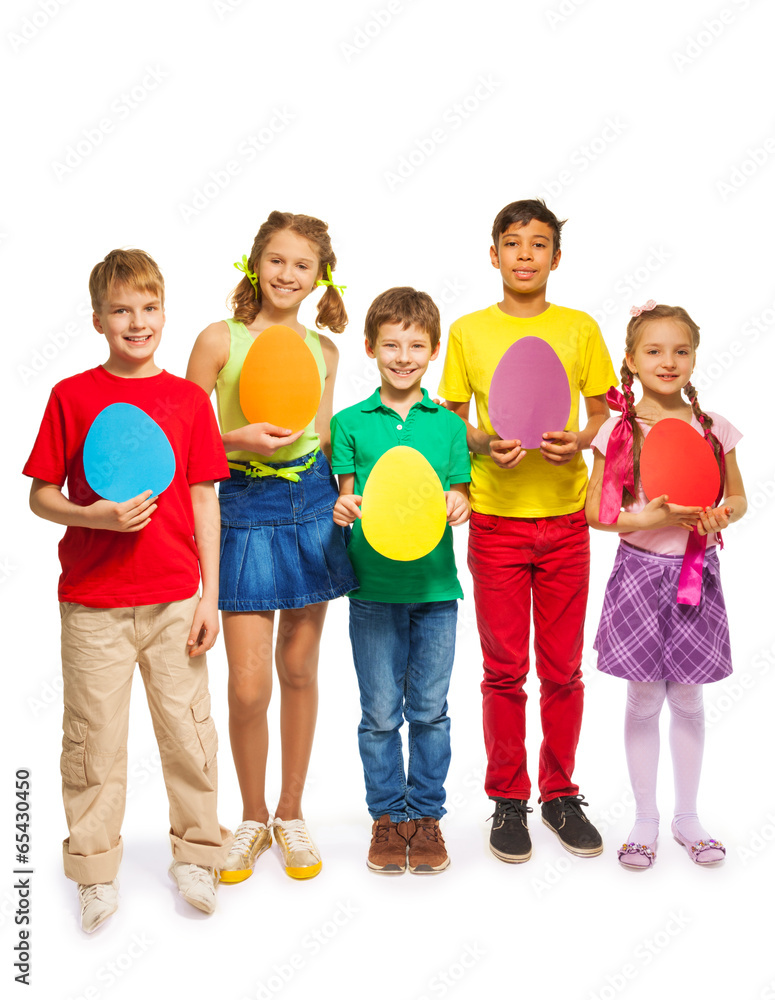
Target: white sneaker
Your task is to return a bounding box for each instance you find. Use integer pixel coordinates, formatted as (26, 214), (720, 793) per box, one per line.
(220, 820), (273, 884)
(273, 818), (322, 879)
(78, 879), (119, 933)
(168, 862), (218, 914)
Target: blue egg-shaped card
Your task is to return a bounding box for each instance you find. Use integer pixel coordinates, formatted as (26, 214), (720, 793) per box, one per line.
(489, 336), (571, 449)
(83, 403), (176, 502)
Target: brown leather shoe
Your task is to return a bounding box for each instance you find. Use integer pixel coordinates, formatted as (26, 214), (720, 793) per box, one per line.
(367, 815), (411, 874)
(407, 817), (450, 874)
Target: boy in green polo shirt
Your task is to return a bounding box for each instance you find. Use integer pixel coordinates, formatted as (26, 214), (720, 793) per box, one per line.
(331, 287), (471, 875)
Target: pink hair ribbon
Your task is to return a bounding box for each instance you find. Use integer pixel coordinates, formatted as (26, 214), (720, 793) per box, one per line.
(629, 299), (656, 317)
(677, 427), (726, 606)
(598, 386), (635, 524)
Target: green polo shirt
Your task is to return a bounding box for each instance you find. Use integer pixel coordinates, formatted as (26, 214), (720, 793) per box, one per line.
(330, 388), (471, 603)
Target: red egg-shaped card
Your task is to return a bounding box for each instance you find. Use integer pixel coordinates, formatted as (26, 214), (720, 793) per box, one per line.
(361, 446), (447, 562)
(641, 418), (721, 507)
(83, 403), (176, 502)
(489, 336), (571, 449)
(239, 325), (322, 432)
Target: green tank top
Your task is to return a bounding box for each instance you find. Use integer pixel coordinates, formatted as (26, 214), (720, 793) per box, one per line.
(215, 318), (326, 464)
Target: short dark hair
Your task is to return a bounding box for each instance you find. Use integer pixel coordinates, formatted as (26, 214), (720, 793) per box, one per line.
(364, 287), (441, 349)
(491, 198), (565, 254)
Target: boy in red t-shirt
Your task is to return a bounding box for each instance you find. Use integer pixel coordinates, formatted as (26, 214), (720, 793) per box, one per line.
(24, 249), (231, 932)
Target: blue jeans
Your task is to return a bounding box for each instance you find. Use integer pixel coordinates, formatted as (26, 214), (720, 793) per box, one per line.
(348, 598), (457, 822)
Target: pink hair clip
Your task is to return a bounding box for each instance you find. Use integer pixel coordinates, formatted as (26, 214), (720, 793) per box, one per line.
(629, 299), (656, 317)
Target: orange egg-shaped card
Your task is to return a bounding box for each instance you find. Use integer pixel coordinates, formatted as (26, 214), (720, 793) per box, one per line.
(640, 418), (721, 507)
(239, 325), (322, 432)
(361, 446), (447, 562)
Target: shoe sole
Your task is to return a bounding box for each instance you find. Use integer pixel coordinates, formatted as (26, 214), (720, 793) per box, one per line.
(489, 843), (531, 864)
(285, 862), (322, 879)
(219, 839), (272, 884)
(542, 818), (604, 857)
(408, 859), (450, 874)
(366, 861), (406, 874)
(672, 835), (725, 866)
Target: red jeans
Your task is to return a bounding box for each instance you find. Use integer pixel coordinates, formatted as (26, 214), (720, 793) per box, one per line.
(467, 510), (590, 802)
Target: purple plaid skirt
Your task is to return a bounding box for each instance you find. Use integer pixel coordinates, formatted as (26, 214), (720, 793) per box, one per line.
(594, 542), (732, 684)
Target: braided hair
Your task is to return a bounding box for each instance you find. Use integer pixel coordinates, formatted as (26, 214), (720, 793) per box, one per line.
(619, 304), (722, 507)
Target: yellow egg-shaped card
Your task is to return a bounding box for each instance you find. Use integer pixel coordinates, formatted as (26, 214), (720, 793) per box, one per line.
(361, 446), (447, 562)
(239, 325), (322, 432)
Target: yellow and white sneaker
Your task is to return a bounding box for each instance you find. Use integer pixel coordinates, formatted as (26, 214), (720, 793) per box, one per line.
(219, 820), (273, 884)
(273, 817), (322, 879)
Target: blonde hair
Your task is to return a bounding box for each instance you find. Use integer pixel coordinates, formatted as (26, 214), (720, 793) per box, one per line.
(230, 211), (347, 333)
(89, 248), (164, 311)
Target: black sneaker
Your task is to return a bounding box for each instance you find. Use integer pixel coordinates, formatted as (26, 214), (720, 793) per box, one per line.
(488, 798), (533, 863)
(540, 794), (603, 857)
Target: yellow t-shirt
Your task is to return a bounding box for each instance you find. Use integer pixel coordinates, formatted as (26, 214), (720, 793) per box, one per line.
(438, 303), (616, 517)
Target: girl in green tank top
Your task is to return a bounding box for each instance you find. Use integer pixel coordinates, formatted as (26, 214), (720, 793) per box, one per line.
(186, 211), (355, 882)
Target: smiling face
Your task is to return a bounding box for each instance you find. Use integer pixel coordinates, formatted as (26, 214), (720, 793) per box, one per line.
(367, 322), (439, 398)
(490, 218), (561, 299)
(626, 317), (695, 399)
(256, 228), (321, 314)
(93, 282), (164, 376)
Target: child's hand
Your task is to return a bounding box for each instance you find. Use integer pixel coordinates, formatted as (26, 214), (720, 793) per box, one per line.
(539, 430), (578, 465)
(187, 595), (220, 656)
(697, 505), (734, 536)
(238, 423), (305, 456)
(489, 437), (526, 468)
(86, 490), (157, 531)
(637, 495), (702, 531)
(445, 490), (471, 526)
(333, 494), (362, 526)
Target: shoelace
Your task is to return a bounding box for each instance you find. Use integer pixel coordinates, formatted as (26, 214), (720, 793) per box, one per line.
(557, 794), (590, 821)
(374, 823), (390, 844)
(231, 824), (261, 853)
(176, 864), (215, 887)
(277, 820), (314, 851)
(78, 882), (114, 904)
(488, 800), (533, 826)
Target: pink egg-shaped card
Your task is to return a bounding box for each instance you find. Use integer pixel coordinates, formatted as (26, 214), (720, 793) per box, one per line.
(641, 418), (721, 508)
(489, 336), (571, 449)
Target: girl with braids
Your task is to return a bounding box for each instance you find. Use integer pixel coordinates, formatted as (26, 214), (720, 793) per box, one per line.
(187, 212), (357, 883)
(585, 301), (746, 870)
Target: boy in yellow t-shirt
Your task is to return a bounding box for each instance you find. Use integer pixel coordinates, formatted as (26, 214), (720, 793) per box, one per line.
(438, 199), (616, 864)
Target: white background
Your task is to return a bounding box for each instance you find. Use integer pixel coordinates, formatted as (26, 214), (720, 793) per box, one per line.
(2, 1), (774, 997)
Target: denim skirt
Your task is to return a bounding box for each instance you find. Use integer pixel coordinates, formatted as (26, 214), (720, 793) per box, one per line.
(218, 450), (358, 611)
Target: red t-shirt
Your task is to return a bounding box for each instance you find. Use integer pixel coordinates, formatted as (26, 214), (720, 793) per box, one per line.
(23, 367), (229, 608)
